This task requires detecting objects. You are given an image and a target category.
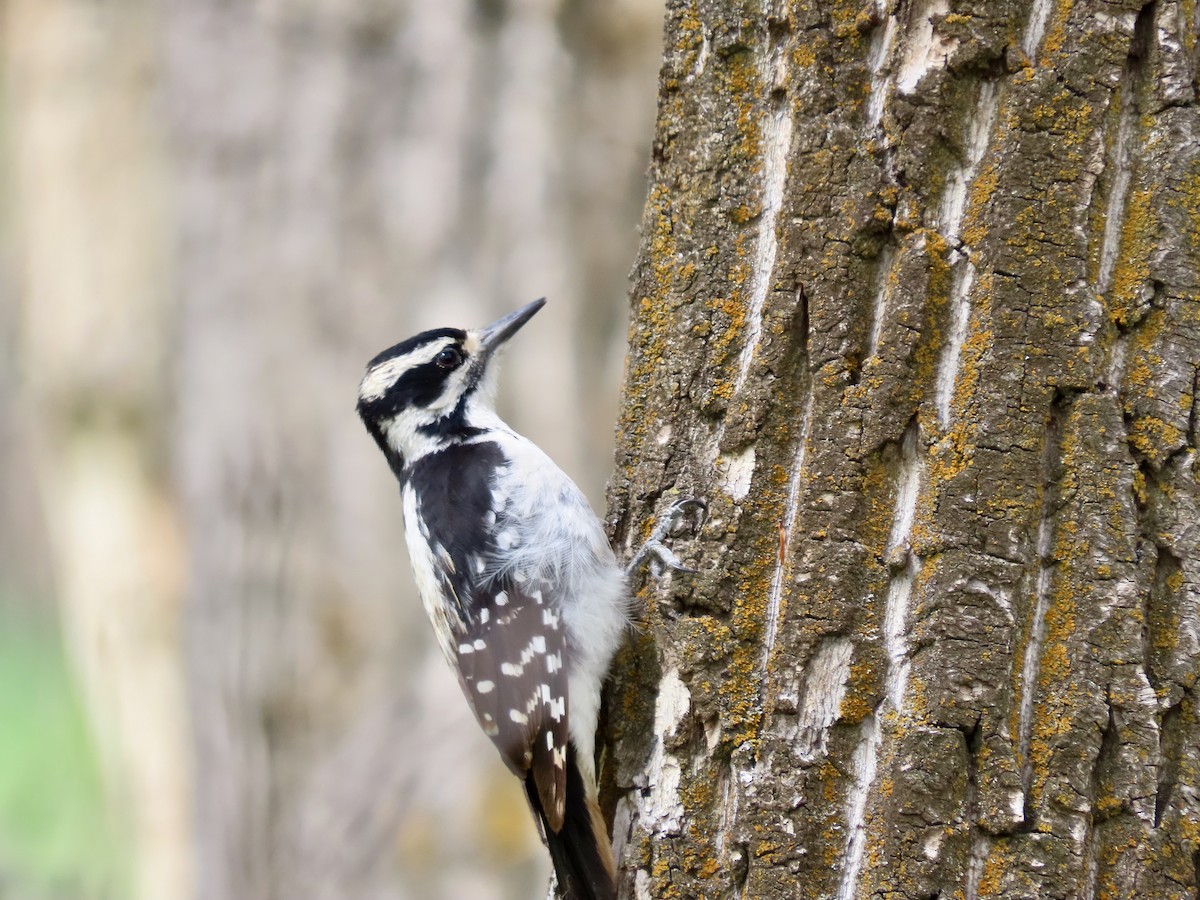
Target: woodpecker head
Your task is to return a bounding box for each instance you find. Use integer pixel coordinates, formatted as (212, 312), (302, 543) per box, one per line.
(357, 298), (545, 470)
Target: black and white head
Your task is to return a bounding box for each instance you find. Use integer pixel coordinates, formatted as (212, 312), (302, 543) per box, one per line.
(357, 298), (545, 472)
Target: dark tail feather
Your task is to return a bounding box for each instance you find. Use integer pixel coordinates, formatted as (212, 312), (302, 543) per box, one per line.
(525, 743), (616, 900)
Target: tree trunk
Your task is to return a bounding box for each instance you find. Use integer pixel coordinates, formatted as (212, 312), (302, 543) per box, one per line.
(605, 1), (1200, 898)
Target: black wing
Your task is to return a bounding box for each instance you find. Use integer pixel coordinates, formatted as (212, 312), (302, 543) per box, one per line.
(408, 441), (569, 829)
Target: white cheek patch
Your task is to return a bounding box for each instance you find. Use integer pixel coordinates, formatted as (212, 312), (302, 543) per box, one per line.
(358, 339), (455, 402)
(430, 365), (471, 415)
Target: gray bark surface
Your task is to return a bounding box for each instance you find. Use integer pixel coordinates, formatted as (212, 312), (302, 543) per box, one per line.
(605, 1), (1200, 898)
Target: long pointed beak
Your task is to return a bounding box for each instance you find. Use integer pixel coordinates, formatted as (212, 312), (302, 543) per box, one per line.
(479, 298), (546, 353)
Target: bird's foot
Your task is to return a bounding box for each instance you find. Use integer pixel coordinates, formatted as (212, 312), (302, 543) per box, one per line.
(627, 498), (707, 579)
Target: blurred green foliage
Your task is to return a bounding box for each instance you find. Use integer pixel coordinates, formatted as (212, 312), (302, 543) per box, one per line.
(0, 605), (128, 900)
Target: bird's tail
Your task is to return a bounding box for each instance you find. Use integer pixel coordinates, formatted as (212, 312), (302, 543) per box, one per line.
(525, 743), (616, 900)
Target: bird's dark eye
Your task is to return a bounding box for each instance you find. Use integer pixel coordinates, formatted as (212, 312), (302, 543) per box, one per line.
(435, 347), (463, 369)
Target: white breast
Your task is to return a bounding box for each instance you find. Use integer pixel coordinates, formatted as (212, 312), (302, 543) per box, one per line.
(487, 431), (630, 775)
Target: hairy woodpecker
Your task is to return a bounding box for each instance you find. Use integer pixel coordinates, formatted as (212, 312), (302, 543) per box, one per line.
(357, 299), (624, 900)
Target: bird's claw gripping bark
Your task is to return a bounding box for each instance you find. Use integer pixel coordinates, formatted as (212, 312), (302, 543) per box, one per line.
(627, 497), (708, 578)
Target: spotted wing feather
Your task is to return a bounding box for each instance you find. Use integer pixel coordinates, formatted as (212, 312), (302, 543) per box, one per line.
(454, 587), (568, 828)
(408, 441), (569, 829)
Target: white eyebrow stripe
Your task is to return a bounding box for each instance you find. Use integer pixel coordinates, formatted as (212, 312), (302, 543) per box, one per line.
(358, 339), (455, 401)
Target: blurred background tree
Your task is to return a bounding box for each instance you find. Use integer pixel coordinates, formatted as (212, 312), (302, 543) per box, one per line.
(0, 1), (664, 898)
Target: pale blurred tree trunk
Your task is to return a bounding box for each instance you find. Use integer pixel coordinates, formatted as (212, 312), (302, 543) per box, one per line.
(605, 1), (1200, 898)
(162, 2), (660, 899)
(2, 3), (191, 900)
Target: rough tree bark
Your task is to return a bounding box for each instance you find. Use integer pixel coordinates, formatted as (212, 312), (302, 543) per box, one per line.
(604, 1), (1200, 898)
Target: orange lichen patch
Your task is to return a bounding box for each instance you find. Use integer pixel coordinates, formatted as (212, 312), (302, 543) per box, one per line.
(927, 416), (972, 485)
(1118, 307), (1189, 459)
(840, 655), (880, 722)
(1094, 792), (1125, 821)
(793, 42), (818, 69)
(719, 51), (764, 165)
(904, 665), (931, 722)
(727, 267), (751, 294)
(723, 593), (772, 746)
(614, 631), (660, 728)
(930, 271), (996, 491)
(1122, 312), (1164, 387)
(859, 456), (898, 553)
(1107, 187), (1155, 324)
(1168, 171), (1200, 247)
(715, 500), (791, 750)
(1024, 576), (1080, 783)
(669, 1), (706, 81)
(909, 230), (953, 383)
(697, 855), (721, 879)
(830, 0), (865, 41)
(1178, 804), (1200, 847)
(954, 312), (994, 411)
(961, 162), (1000, 249)
(646, 184), (679, 281)
(1129, 416), (1185, 460)
(1166, 566), (1186, 595)
(619, 295), (670, 437)
(1038, 0), (1075, 60)
(619, 181), (684, 454)
(729, 204), (756, 225)
(976, 838), (1007, 896)
(1027, 86), (1093, 142)
(707, 293), (749, 358)
(675, 772), (724, 882)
